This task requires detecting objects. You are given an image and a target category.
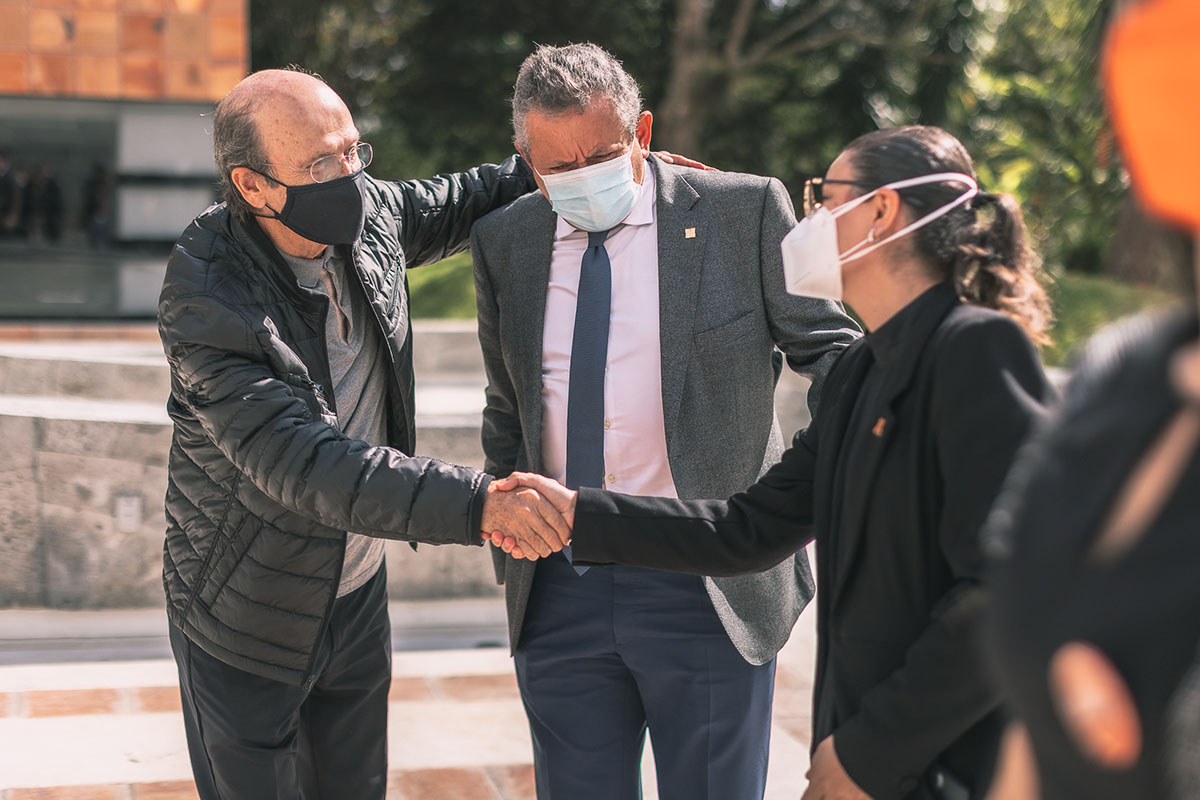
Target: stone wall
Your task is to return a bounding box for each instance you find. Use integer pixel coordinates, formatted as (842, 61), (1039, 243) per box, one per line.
(0, 325), (504, 609)
(0, 410), (171, 607)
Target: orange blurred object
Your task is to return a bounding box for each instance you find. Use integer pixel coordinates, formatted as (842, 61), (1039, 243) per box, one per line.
(1049, 641), (1143, 770)
(1103, 0), (1200, 230)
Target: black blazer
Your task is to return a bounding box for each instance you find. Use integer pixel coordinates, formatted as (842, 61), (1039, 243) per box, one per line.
(572, 283), (1053, 799)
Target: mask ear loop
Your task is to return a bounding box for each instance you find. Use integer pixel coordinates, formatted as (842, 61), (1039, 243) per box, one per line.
(837, 172), (979, 264)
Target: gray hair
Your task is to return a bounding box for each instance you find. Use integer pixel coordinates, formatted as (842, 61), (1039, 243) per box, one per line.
(512, 43), (643, 153)
(212, 92), (269, 221)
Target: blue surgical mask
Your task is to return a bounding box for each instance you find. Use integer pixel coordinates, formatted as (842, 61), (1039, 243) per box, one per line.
(537, 151), (643, 232)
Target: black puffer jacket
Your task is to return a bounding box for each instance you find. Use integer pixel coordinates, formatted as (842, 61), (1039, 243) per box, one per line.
(158, 159), (534, 687)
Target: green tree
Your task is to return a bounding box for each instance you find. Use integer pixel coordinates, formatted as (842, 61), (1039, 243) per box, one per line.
(960, 0), (1123, 275)
(250, 0), (983, 194)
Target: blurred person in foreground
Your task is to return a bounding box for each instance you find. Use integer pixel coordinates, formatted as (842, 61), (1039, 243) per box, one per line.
(473, 42), (858, 800)
(492, 125), (1055, 799)
(984, 1), (1200, 797)
(156, 67), (573, 800)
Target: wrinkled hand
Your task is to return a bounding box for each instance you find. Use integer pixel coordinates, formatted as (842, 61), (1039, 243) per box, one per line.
(800, 736), (869, 800)
(652, 151), (715, 171)
(478, 480), (571, 560)
(482, 473), (577, 560)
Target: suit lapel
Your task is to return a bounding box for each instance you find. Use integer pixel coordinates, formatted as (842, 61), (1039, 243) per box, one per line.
(654, 159), (704, 448)
(507, 197), (557, 473)
(830, 285), (959, 608)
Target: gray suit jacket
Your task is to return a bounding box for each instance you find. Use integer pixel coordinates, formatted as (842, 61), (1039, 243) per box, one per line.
(471, 157), (860, 665)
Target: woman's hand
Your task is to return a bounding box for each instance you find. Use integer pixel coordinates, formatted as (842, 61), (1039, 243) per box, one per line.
(800, 736), (870, 800)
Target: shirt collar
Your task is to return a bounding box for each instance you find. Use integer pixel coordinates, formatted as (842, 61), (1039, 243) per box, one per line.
(278, 246), (334, 289)
(553, 159), (657, 241)
(866, 281), (957, 364)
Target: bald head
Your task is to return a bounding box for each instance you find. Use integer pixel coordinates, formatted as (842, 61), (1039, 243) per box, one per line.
(212, 68), (358, 220)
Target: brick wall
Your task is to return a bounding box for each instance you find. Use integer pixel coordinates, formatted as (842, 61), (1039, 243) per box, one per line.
(0, 0), (247, 101)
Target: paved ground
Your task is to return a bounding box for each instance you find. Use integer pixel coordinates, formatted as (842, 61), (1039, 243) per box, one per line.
(0, 569), (818, 800)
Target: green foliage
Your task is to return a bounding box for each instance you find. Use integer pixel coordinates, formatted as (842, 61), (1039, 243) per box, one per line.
(407, 251), (476, 320)
(249, 0), (981, 191)
(1043, 271), (1174, 366)
(959, 0), (1123, 276)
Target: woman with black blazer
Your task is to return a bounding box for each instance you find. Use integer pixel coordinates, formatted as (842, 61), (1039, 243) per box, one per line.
(488, 126), (1054, 800)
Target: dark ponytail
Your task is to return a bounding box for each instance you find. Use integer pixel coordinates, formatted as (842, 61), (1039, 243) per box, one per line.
(843, 126), (1052, 345)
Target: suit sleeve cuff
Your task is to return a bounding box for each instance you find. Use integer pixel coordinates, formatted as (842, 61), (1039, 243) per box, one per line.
(566, 487), (621, 564)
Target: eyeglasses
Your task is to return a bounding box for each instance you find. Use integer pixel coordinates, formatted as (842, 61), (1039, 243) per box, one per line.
(802, 176), (873, 217)
(265, 142), (373, 184)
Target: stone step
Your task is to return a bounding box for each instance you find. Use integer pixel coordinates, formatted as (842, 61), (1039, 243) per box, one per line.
(0, 319), (811, 429)
(0, 321), (486, 402)
(0, 341), (170, 403)
(0, 599), (510, 665)
(410, 319), (486, 378)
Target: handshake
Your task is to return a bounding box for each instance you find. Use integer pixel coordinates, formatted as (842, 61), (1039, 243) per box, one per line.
(478, 473), (579, 560)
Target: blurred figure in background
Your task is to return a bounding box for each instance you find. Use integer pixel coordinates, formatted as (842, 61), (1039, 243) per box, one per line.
(20, 164), (62, 244)
(82, 163), (114, 249)
(986, 1), (1200, 798)
(0, 152), (17, 237)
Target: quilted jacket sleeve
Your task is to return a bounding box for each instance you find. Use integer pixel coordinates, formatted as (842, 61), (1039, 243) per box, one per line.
(159, 288), (491, 547)
(374, 155), (536, 268)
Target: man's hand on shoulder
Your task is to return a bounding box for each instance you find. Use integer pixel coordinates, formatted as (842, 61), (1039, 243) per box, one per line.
(653, 151), (715, 171)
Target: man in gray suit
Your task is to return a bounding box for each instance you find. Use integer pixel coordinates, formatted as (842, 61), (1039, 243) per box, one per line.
(472, 43), (859, 800)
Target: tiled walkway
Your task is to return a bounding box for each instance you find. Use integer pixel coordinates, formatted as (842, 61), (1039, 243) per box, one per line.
(0, 607), (816, 799)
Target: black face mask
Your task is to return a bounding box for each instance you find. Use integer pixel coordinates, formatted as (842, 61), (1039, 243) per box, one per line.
(256, 168), (367, 246)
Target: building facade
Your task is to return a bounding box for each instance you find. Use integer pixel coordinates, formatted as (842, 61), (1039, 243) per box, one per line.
(0, 0), (248, 317)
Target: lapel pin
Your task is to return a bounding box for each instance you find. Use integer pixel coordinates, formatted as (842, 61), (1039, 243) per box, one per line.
(684, 227), (696, 239)
(872, 417), (887, 437)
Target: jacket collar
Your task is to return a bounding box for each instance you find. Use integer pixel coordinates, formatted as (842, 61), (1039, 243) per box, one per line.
(865, 281), (956, 366)
(831, 281), (960, 607)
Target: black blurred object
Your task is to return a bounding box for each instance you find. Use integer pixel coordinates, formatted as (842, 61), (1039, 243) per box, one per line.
(83, 163), (115, 249)
(0, 152), (18, 237)
(20, 164), (63, 243)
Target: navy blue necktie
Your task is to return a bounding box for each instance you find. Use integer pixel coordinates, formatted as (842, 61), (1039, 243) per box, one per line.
(562, 229), (612, 574)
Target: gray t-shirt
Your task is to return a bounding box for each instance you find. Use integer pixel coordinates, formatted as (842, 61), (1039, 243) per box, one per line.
(282, 247), (388, 597)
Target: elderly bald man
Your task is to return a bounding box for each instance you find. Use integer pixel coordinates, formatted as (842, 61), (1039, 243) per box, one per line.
(157, 67), (577, 799)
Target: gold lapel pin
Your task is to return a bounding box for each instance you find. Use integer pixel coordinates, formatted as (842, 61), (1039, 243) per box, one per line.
(684, 227), (696, 239)
(872, 417), (887, 437)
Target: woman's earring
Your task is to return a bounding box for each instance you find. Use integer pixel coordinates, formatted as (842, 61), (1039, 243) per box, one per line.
(867, 227), (877, 244)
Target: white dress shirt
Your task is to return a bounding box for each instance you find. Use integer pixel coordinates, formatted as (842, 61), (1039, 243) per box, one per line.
(540, 162), (678, 500)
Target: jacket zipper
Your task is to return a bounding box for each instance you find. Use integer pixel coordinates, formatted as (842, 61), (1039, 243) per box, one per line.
(300, 244), (403, 690)
(354, 244), (408, 441)
(301, 287), (346, 691)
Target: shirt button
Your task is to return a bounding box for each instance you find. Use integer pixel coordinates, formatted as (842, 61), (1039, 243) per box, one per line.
(607, 474), (616, 484)
(603, 420), (612, 430)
